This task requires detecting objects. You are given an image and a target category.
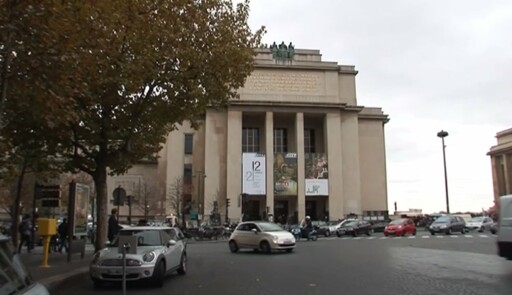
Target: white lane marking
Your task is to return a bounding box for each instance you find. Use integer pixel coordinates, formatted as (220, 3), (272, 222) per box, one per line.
(393, 236), (402, 239)
(367, 237), (376, 240)
(422, 235), (430, 239)
(436, 236), (444, 238)
(408, 236), (416, 239)
(353, 237), (362, 240)
(450, 235), (458, 238)
(380, 237), (387, 239)
(465, 235), (473, 238)
(479, 235), (489, 238)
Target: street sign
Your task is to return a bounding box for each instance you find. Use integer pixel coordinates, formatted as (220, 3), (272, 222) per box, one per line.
(36, 185), (61, 199)
(113, 187), (126, 206)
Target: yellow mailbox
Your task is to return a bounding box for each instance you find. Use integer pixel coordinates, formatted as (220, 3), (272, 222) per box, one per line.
(37, 218), (57, 237)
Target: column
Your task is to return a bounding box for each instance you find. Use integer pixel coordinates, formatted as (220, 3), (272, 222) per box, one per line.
(265, 112), (274, 217)
(340, 113), (362, 216)
(325, 112), (344, 219)
(295, 113), (306, 222)
(226, 110), (242, 221)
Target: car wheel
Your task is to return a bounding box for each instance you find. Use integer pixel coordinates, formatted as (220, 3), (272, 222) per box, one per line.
(352, 231), (358, 237)
(478, 227), (484, 233)
(325, 230), (331, 237)
(446, 228), (452, 235)
(401, 230), (406, 237)
(286, 248), (293, 253)
(152, 260), (166, 288)
(260, 241), (271, 254)
(177, 253), (187, 275)
(412, 230), (417, 236)
(91, 278), (104, 289)
(367, 229), (373, 236)
(336, 232), (342, 237)
(430, 231), (435, 236)
(384, 233), (388, 237)
(228, 240), (239, 253)
(491, 229), (497, 235)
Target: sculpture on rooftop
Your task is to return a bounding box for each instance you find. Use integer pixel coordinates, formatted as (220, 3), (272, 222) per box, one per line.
(270, 41), (295, 62)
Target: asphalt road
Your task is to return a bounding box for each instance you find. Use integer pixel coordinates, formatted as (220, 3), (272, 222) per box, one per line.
(53, 232), (512, 295)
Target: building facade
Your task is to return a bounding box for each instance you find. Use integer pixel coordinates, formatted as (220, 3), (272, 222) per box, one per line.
(488, 128), (512, 206)
(107, 46), (389, 224)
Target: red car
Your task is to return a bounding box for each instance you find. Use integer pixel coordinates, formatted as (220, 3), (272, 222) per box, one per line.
(384, 218), (416, 236)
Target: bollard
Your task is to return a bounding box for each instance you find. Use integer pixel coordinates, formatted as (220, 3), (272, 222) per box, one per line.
(122, 243), (130, 295)
(40, 236), (51, 268)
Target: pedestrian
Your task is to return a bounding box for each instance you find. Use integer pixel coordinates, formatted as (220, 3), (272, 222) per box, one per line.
(57, 218), (69, 253)
(18, 214), (32, 253)
(108, 208), (121, 243)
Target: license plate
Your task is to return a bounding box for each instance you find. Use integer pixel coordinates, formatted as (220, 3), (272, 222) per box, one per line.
(389, 231), (394, 234)
(108, 269), (121, 275)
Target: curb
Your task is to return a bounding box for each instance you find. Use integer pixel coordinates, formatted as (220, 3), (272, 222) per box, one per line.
(40, 266), (89, 293)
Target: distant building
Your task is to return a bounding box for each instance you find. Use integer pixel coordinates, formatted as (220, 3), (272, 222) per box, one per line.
(488, 128), (512, 208)
(107, 45), (390, 223)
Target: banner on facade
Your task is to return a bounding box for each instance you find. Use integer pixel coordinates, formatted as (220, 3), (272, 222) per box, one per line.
(305, 153), (329, 196)
(242, 153), (266, 195)
(274, 153), (298, 195)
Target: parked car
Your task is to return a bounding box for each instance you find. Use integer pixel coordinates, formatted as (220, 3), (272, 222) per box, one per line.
(371, 221), (389, 233)
(228, 221), (296, 254)
(312, 221), (330, 237)
(336, 220), (373, 237)
(384, 218), (416, 236)
(490, 222), (498, 234)
(89, 226), (187, 288)
(466, 216), (494, 232)
(327, 219), (357, 236)
(429, 215), (466, 235)
(0, 234), (50, 295)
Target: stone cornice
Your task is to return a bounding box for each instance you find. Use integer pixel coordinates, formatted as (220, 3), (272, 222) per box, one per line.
(358, 113), (390, 123)
(488, 142), (512, 156)
(253, 63), (358, 75)
(228, 100), (364, 112)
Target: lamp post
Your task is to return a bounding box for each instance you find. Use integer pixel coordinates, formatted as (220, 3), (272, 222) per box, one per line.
(437, 130), (450, 214)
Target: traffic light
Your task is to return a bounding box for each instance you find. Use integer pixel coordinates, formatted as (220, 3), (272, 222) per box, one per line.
(226, 198), (231, 207)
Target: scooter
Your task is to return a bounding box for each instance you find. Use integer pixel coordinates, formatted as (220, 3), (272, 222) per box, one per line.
(301, 228), (318, 241)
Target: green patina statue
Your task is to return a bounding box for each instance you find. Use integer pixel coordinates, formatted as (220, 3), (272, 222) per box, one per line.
(270, 41), (295, 61)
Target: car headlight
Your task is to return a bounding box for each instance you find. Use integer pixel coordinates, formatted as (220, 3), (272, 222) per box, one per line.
(143, 252), (156, 262)
(91, 252), (101, 265)
(398, 225), (403, 229)
(271, 235), (279, 242)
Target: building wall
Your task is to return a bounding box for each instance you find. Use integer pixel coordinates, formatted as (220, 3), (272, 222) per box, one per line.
(488, 128), (512, 207)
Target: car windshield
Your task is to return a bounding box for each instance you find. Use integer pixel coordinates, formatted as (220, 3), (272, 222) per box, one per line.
(0, 239), (33, 295)
(110, 229), (162, 247)
(469, 217), (483, 222)
(344, 221), (358, 227)
(258, 223), (285, 232)
(433, 216), (450, 223)
(389, 219), (405, 225)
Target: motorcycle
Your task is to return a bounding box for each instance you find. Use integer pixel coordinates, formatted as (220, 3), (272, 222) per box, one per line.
(300, 227), (318, 241)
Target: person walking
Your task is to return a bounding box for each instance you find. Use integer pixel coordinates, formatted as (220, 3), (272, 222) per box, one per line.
(57, 218), (69, 253)
(18, 214), (32, 253)
(108, 208), (121, 243)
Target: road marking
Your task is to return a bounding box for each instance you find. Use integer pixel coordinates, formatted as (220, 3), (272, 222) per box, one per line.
(465, 235), (473, 238)
(450, 235), (458, 238)
(379, 237), (387, 239)
(479, 235), (489, 238)
(353, 237), (362, 240)
(393, 236), (402, 239)
(408, 236), (416, 239)
(422, 235), (430, 239)
(436, 236), (444, 238)
(367, 237), (376, 240)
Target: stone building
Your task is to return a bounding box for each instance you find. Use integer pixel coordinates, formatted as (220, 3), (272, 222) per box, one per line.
(107, 45), (390, 224)
(488, 128), (512, 206)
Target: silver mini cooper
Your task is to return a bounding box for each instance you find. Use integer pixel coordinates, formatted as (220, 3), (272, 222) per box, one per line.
(89, 226), (187, 288)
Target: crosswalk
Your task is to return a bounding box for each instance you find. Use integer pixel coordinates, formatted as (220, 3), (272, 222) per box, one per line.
(319, 234), (493, 241)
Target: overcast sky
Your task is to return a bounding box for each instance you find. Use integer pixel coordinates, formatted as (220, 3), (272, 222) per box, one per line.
(244, 0), (512, 214)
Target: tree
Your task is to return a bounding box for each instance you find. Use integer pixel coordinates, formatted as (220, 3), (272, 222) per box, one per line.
(131, 181), (162, 221)
(168, 177), (184, 225)
(1, 0), (264, 250)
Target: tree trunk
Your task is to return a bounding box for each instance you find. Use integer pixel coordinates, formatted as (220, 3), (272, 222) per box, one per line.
(92, 166), (108, 251)
(12, 164), (27, 249)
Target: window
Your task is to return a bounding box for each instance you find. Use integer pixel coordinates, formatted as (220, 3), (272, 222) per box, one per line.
(242, 128), (260, 153)
(304, 128), (316, 153)
(273, 128), (288, 153)
(183, 164), (192, 185)
(184, 134), (193, 155)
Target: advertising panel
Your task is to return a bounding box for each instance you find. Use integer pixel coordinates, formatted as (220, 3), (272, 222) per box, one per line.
(305, 153), (329, 196)
(274, 153), (298, 195)
(74, 183), (90, 236)
(242, 153), (266, 195)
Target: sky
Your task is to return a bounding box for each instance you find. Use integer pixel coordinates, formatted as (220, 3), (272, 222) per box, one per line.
(243, 0), (512, 214)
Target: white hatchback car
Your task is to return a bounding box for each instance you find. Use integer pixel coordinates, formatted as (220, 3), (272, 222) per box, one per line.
(466, 216), (494, 232)
(89, 226), (187, 288)
(228, 221), (296, 253)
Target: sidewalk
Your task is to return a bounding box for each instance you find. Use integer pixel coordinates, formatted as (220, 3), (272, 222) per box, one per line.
(19, 244), (95, 292)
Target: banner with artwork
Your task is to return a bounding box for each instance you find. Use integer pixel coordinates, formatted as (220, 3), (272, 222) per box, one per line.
(274, 153), (298, 195)
(242, 153), (266, 195)
(305, 153), (329, 196)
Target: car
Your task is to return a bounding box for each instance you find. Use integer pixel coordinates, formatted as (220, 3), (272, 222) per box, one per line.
(490, 222), (498, 234)
(371, 221), (389, 233)
(429, 215), (466, 235)
(497, 194), (512, 260)
(228, 221), (296, 254)
(384, 218), (416, 236)
(465, 216), (494, 232)
(0, 234), (50, 295)
(312, 220), (331, 237)
(336, 220), (373, 237)
(327, 219), (356, 236)
(89, 226), (187, 288)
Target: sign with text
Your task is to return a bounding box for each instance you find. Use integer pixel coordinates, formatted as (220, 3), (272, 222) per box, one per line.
(305, 153), (329, 196)
(274, 153), (298, 195)
(242, 153), (266, 195)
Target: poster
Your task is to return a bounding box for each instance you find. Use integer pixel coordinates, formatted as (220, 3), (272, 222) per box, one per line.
(274, 153), (298, 195)
(242, 153), (266, 195)
(74, 183), (90, 236)
(305, 153), (329, 196)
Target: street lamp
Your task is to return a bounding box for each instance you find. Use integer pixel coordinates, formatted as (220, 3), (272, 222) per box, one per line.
(437, 130), (450, 214)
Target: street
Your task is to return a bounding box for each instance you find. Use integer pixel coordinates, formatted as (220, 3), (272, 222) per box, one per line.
(54, 232), (512, 295)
